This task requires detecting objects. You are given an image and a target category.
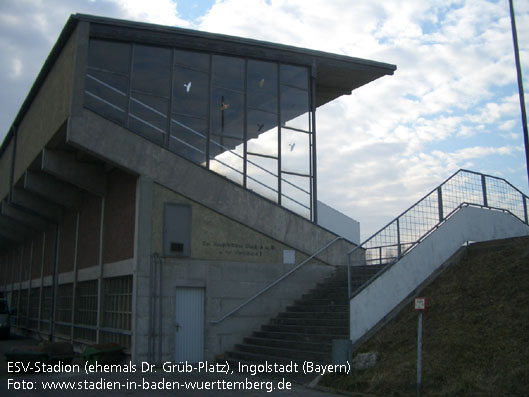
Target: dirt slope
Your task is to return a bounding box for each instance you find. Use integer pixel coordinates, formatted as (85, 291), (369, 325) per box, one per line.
(322, 236), (529, 396)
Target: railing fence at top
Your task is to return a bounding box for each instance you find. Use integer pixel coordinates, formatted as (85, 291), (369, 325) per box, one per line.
(85, 69), (313, 220)
(347, 169), (529, 298)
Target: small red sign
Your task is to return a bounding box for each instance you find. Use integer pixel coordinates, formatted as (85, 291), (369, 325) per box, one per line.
(414, 297), (426, 311)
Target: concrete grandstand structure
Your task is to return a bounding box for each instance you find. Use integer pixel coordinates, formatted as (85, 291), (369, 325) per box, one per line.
(0, 14), (396, 363)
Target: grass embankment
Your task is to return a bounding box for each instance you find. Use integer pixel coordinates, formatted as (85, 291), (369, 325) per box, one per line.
(321, 236), (529, 396)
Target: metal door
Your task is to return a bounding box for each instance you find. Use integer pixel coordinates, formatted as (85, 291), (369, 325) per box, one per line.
(174, 287), (204, 363)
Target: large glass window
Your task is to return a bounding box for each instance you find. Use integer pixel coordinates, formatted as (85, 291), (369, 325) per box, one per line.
(246, 60), (279, 201)
(209, 55), (245, 184)
(85, 40), (131, 125)
(170, 51), (209, 164)
(279, 64), (311, 215)
(84, 40), (316, 220)
(129, 45), (172, 145)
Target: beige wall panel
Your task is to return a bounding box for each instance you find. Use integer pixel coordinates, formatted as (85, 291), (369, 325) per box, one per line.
(152, 183), (316, 265)
(0, 140), (13, 201)
(14, 27), (77, 182)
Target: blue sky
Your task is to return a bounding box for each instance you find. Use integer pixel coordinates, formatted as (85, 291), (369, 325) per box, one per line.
(0, 0), (527, 239)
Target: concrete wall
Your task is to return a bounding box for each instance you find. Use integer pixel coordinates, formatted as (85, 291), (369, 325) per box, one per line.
(13, 26), (77, 186)
(0, 139), (13, 201)
(67, 109), (355, 267)
(350, 206), (529, 345)
(151, 183), (307, 263)
(317, 201), (360, 244)
(160, 259), (333, 362)
(140, 183), (335, 362)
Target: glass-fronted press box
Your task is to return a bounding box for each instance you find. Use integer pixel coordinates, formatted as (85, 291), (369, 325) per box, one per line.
(85, 39), (315, 219)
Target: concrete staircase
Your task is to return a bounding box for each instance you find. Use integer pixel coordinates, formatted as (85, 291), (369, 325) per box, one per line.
(225, 264), (384, 379)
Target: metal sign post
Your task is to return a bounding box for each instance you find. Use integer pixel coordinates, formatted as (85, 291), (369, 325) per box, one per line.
(414, 297), (426, 397)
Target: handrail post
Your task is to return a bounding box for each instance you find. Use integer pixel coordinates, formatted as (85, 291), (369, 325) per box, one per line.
(437, 186), (444, 222)
(522, 194), (529, 224)
(396, 218), (402, 258)
(481, 174), (488, 207)
(347, 253), (352, 298)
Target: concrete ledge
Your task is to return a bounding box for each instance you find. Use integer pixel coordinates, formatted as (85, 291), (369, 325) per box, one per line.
(350, 206), (529, 344)
(67, 110), (354, 266)
(102, 258), (133, 278)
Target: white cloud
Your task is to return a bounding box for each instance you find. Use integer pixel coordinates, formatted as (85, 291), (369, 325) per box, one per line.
(0, 0), (527, 240)
(9, 58), (23, 78)
(111, 0), (189, 27)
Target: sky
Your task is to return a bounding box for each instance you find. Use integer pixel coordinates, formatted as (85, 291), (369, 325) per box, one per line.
(0, 0), (528, 240)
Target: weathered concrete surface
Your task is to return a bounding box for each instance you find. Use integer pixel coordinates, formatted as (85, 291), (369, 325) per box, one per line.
(133, 176), (153, 364)
(0, 140), (13, 201)
(13, 27), (77, 186)
(317, 201), (360, 244)
(146, 183), (335, 362)
(67, 109), (355, 267)
(350, 206), (529, 345)
(158, 260), (333, 362)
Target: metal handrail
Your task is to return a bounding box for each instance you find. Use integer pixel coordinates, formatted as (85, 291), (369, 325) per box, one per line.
(347, 169), (529, 298)
(210, 236), (343, 324)
(85, 75), (312, 214)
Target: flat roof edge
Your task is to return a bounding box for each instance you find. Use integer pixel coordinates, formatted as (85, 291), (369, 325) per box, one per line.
(74, 13), (396, 73)
(0, 13), (397, 156)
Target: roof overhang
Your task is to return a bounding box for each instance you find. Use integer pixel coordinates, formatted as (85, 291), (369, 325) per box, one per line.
(1, 13), (396, 155)
(81, 13), (396, 108)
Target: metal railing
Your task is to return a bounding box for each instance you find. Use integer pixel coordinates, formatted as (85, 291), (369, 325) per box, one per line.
(85, 73), (312, 218)
(210, 236), (343, 324)
(347, 169), (529, 298)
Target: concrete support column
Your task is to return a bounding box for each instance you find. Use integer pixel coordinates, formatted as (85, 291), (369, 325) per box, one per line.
(96, 198), (105, 343)
(70, 212), (80, 341)
(132, 176), (153, 363)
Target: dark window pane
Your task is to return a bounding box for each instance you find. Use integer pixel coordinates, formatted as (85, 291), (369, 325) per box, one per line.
(172, 66), (209, 118)
(129, 92), (168, 144)
(209, 135), (243, 159)
(174, 49), (209, 72)
(247, 109), (278, 157)
(86, 68), (129, 94)
(248, 60), (278, 113)
(281, 173), (311, 218)
(210, 87), (244, 141)
(84, 69), (127, 124)
(280, 64), (308, 90)
(85, 93), (126, 125)
(281, 128), (310, 175)
(281, 85), (309, 131)
(209, 143), (244, 185)
(247, 154), (278, 202)
(132, 45), (171, 97)
(169, 115), (207, 164)
(88, 40), (131, 75)
(212, 55), (244, 91)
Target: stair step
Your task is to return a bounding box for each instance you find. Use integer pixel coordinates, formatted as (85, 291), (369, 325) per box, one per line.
(221, 264), (386, 375)
(293, 298), (348, 306)
(270, 317), (348, 327)
(243, 336), (330, 352)
(277, 311), (348, 320)
(301, 288), (349, 300)
(252, 330), (347, 343)
(286, 304), (349, 313)
(261, 323), (348, 335)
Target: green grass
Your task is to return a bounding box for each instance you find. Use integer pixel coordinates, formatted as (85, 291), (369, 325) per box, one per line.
(321, 236), (529, 396)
